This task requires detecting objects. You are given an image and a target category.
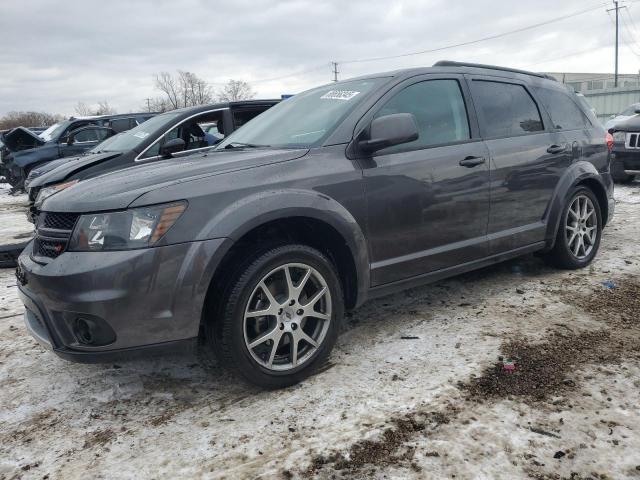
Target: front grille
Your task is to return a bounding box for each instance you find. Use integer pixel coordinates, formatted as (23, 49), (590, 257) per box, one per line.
(41, 212), (79, 230)
(32, 212), (80, 259)
(625, 132), (640, 149)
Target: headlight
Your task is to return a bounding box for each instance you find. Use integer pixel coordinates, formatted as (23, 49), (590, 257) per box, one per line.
(613, 131), (625, 143)
(67, 202), (187, 251)
(35, 180), (79, 204)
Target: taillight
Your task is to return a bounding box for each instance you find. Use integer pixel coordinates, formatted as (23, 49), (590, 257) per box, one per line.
(606, 132), (614, 152)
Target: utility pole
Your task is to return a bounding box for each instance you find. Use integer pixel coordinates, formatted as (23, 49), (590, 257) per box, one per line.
(331, 62), (339, 82)
(145, 98), (151, 112)
(607, 1), (626, 87)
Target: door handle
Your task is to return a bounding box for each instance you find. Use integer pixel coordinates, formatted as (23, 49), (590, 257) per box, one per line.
(459, 156), (486, 168)
(546, 144), (567, 154)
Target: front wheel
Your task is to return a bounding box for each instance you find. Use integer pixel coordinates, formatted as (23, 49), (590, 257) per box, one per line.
(545, 186), (603, 269)
(203, 244), (344, 388)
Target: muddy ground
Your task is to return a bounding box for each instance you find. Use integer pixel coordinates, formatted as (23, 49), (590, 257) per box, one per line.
(0, 183), (639, 480)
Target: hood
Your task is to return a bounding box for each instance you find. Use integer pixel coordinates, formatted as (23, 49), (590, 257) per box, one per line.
(0, 127), (45, 152)
(43, 147), (309, 212)
(27, 151), (122, 188)
(609, 115), (640, 132)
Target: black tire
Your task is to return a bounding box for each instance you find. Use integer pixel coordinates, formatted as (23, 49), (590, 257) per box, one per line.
(201, 244), (344, 388)
(545, 186), (603, 270)
(611, 159), (635, 183)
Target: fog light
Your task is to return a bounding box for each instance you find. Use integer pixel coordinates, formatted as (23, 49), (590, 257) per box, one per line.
(71, 316), (116, 346)
(74, 318), (94, 345)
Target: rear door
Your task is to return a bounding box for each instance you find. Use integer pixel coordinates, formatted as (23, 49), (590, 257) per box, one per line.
(360, 75), (491, 286)
(532, 85), (601, 170)
(468, 76), (570, 254)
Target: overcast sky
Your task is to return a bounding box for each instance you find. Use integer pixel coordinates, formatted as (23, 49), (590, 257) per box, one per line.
(1, 0), (639, 117)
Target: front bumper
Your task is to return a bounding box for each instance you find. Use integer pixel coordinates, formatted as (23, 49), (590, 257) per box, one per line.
(17, 237), (226, 362)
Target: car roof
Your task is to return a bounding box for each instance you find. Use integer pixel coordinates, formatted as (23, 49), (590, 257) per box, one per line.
(152, 100), (280, 121)
(339, 60), (558, 87)
(72, 112), (157, 120)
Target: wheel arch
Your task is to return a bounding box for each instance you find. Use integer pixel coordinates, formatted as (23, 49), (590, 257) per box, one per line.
(544, 161), (609, 249)
(196, 191), (370, 337)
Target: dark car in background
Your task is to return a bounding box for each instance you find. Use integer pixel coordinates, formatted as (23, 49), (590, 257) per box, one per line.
(25, 100), (279, 216)
(610, 113), (640, 183)
(17, 62), (614, 388)
(0, 112), (156, 191)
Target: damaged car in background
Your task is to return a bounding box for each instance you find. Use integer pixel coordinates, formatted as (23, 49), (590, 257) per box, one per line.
(0, 112), (156, 191)
(25, 100), (279, 221)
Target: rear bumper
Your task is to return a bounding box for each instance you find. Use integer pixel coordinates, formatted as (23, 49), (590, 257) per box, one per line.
(17, 237), (226, 363)
(611, 151), (640, 174)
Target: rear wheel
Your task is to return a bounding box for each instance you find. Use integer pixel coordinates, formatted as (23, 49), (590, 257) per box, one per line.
(545, 186), (602, 269)
(202, 244), (343, 388)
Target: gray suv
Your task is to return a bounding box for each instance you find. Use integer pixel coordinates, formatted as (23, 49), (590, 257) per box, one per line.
(17, 61), (615, 388)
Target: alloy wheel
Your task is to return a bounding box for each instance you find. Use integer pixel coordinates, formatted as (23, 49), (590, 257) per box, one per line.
(243, 263), (332, 371)
(565, 194), (598, 260)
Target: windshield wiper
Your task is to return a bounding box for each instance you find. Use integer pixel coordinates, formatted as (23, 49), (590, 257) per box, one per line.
(223, 142), (270, 150)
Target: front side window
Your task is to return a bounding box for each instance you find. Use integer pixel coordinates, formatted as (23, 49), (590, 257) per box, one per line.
(472, 81), (543, 138)
(92, 112), (181, 154)
(139, 111), (224, 159)
(534, 87), (590, 130)
(216, 78), (386, 149)
(373, 79), (470, 153)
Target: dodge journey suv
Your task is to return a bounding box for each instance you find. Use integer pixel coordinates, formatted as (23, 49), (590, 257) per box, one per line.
(17, 61), (615, 388)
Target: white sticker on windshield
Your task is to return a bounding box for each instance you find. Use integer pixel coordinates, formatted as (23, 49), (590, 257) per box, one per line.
(320, 90), (360, 101)
(133, 132), (150, 139)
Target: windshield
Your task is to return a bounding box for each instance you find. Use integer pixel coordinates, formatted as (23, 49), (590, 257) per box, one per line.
(217, 78), (385, 149)
(90, 112), (181, 153)
(39, 122), (68, 142)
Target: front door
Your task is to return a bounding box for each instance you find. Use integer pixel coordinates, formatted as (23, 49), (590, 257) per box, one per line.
(360, 76), (491, 286)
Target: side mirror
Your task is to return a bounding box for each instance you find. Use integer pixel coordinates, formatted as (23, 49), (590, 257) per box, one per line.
(160, 137), (186, 157)
(66, 134), (75, 146)
(634, 108), (640, 114)
(358, 113), (419, 153)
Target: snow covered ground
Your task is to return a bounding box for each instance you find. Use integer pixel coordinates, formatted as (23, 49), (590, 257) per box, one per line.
(0, 184), (31, 246)
(0, 182), (639, 480)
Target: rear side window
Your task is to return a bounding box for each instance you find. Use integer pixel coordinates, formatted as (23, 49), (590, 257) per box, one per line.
(110, 118), (135, 133)
(472, 81), (543, 138)
(534, 88), (591, 130)
(374, 79), (470, 152)
(233, 108), (269, 129)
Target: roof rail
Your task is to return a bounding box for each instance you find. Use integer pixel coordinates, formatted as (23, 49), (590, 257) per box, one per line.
(433, 60), (557, 81)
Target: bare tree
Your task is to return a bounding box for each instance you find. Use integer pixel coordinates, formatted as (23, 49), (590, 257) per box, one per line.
(155, 72), (181, 110)
(153, 70), (213, 110)
(95, 101), (116, 115)
(74, 101), (117, 116)
(143, 97), (171, 113)
(216, 80), (255, 102)
(0, 111), (64, 130)
(74, 102), (93, 116)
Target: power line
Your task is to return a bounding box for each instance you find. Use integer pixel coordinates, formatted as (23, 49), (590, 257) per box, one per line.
(620, 8), (640, 51)
(337, 2), (610, 65)
(249, 64), (330, 84)
(524, 46), (608, 68)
